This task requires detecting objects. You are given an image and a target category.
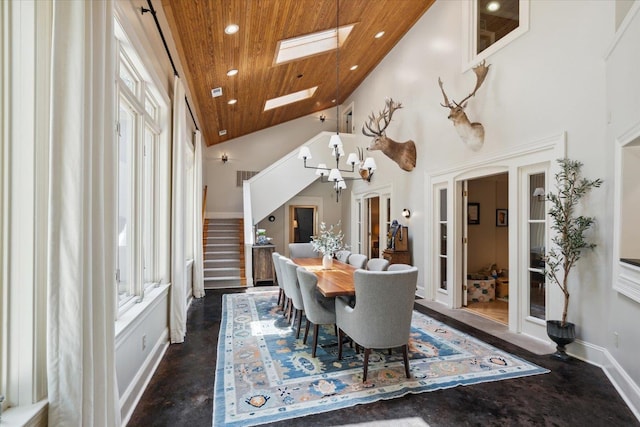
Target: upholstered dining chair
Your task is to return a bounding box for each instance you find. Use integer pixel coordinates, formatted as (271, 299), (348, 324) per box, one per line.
(366, 258), (390, 271)
(282, 258), (307, 338)
(289, 242), (319, 258)
(347, 253), (368, 269)
(335, 250), (351, 263)
(272, 251), (287, 314)
(276, 256), (293, 322)
(336, 266), (418, 382)
(296, 267), (337, 357)
(387, 263), (413, 271)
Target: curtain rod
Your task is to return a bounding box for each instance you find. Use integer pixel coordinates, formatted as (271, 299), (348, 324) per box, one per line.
(141, 0), (199, 131)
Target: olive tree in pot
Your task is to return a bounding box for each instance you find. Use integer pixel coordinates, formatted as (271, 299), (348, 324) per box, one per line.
(544, 158), (602, 361)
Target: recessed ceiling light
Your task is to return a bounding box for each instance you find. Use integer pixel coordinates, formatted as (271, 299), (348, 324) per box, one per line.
(487, 1), (500, 12)
(264, 87), (318, 111)
(350, 65), (358, 71)
(228, 99), (237, 105)
(218, 130), (227, 136)
(374, 31), (385, 39)
(227, 69), (238, 76)
(224, 24), (239, 35)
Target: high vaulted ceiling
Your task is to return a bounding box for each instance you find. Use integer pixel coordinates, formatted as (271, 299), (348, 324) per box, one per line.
(161, 0), (435, 147)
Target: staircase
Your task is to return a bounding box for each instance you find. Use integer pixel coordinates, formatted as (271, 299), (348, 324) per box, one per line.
(203, 218), (246, 288)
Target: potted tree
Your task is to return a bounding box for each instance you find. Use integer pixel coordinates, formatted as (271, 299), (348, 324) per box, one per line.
(544, 158), (602, 361)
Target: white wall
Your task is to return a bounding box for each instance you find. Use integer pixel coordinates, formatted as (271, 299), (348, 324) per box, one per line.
(203, 108), (337, 216)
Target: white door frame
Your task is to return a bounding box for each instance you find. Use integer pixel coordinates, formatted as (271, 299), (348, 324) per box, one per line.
(351, 184), (392, 257)
(426, 133), (565, 339)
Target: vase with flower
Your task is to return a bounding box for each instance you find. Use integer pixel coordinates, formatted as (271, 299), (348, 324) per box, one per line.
(311, 221), (347, 270)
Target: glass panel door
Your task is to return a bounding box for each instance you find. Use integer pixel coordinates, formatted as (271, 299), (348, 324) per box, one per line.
(528, 173), (546, 319)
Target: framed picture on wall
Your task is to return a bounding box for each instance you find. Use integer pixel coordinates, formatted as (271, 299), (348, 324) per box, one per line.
(496, 209), (508, 227)
(468, 203), (480, 225)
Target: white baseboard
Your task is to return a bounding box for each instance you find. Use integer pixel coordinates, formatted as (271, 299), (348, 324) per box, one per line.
(569, 339), (640, 422)
(120, 330), (170, 426)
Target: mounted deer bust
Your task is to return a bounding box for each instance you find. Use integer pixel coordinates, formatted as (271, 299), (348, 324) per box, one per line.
(438, 60), (490, 151)
(361, 98), (416, 172)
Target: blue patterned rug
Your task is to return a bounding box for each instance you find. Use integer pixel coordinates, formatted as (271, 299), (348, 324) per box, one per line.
(213, 290), (548, 427)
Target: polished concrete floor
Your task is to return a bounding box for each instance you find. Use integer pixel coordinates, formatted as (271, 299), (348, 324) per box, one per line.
(128, 286), (639, 427)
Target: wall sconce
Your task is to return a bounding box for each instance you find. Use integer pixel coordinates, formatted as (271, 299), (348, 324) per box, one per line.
(402, 209), (411, 218)
(319, 114), (326, 123)
(221, 153), (229, 163)
(532, 187), (545, 201)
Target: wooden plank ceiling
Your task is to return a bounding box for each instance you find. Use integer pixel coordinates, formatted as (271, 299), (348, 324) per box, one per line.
(161, 0), (435, 147)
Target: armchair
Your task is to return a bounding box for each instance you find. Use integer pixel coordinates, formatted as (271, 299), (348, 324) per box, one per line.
(336, 267), (418, 381)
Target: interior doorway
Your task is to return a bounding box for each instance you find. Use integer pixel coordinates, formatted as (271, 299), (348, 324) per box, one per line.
(463, 173), (509, 325)
(290, 205), (316, 243)
(367, 196), (380, 258)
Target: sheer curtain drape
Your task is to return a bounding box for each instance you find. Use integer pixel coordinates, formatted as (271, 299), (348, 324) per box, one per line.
(193, 130), (205, 298)
(47, 0), (121, 425)
(170, 76), (188, 343)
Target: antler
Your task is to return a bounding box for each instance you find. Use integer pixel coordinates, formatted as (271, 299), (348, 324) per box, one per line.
(457, 60), (490, 106)
(438, 60), (490, 108)
(438, 77), (452, 108)
(362, 98), (403, 137)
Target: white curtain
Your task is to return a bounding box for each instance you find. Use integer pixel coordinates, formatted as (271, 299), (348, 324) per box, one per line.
(47, 0), (121, 425)
(193, 131), (205, 298)
(170, 76), (188, 343)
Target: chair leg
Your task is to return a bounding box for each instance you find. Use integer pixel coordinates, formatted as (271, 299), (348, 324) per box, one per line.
(338, 329), (344, 360)
(303, 319), (311, 344)
(277, 288), (283, 307)
(402, 344), (410, 378)
(363, 348), (371, 382)
(312, 324), (319, 358)
(296, 310), (303, 339)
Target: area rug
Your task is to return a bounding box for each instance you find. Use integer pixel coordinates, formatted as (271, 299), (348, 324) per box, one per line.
(213, 290), (548, 427)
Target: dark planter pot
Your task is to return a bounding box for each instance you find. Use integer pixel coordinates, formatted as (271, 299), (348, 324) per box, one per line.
(546, 320), (576, 361)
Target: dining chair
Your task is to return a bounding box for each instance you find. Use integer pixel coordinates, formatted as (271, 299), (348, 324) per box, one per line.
(348, 253), (368, 269)
(335, 250), (351, 263)
(387, 263), (413, 271)
(289, 242), (319, 258)
(366, 258), (390, 271)
(296, 267), (337, 357)
(282, 259), (307, 339)
(276, 256), (293, 322)
(336, 266), (418, 382)
(272, 251), (287, 313)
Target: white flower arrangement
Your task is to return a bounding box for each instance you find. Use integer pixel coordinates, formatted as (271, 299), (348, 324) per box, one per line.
(311, 221), (347, 257)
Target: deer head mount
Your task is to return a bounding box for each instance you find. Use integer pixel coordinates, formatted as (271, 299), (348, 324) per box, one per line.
(438, 60), (490, 151)
(361, 98), (416, 172)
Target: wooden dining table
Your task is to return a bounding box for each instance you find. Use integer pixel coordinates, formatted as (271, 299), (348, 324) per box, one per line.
(292, 257), (358, 297)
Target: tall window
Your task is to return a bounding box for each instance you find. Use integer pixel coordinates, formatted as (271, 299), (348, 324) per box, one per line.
(528, 172), (546, 319)
(438, 188), (448, 290)
(115, 20), (164, 311)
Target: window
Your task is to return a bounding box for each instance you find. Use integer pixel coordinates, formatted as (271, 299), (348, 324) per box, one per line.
(463, 0), (529, 68)
(613, 132), (640, 303)
(438, 187), (448, 291)
(528, 172), (546, 319)
(115, 19), (167, 312)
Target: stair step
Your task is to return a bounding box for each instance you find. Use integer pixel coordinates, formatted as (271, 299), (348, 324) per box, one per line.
(205, 251), (240, 261)
(204, 276), (242, 288)
(204, 267), (241, 278)
(204, 237), (239, 244)
(204, 259), (241, 267)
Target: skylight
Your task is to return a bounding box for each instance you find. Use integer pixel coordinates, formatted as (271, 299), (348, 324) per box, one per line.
(274, 24), (355, 65)
(264, 87), (318, 111)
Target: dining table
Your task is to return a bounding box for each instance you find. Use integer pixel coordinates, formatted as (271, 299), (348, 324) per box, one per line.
(292, 257), (358, 297)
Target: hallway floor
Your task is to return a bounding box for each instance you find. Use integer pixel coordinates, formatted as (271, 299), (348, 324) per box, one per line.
(128, 287), (639, 427)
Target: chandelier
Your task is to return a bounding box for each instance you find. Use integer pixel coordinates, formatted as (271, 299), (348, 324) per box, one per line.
(297, 0), (376, 202)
